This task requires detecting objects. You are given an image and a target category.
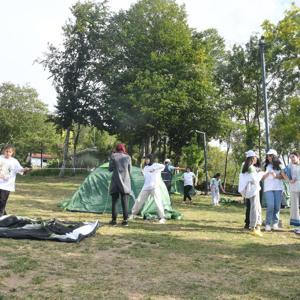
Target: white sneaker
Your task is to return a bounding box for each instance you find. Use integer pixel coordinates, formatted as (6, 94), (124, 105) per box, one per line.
(128, 215), (136, 220)
(272, 223), (279, 230)
(265, 225), (272, 231)
(159, 218), (166, 224)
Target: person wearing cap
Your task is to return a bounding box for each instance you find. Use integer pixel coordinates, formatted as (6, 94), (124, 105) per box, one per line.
(281, 151), (300, 228)
(161, 158), (181, 194)
(130, 154), (166, 224)
(262, 149), (284, 231)
(242, 151), (262, 229)
(108, 143), (132, 226)
(238, 150), (264, 236)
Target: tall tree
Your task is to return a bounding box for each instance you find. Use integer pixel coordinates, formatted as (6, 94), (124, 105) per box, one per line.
(100, 0), (222, 159)
(0, 82), (60, 160)
(40, 1), (110, 176)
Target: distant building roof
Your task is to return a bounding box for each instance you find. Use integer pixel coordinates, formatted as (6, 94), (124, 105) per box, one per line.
(31, 153), (54, 159)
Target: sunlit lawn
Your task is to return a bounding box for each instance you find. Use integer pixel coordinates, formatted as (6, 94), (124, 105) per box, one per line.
(0, 175), (299, 300)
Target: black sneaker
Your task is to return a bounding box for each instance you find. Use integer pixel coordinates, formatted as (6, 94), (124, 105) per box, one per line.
(109, 220), (117, 226)
(121, 220), (128, 227)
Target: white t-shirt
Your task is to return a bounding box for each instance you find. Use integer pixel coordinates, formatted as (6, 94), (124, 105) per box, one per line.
(263, 164), (283, 192)
(183, 172), (195, 186)
(142, 163), (165, 190)
(0, 155), (24, 192)
(210, 178), (221, 193)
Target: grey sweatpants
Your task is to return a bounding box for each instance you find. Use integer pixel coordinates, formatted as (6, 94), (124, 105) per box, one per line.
(249, 192), (262, 229)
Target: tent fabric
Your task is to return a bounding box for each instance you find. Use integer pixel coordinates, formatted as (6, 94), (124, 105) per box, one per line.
(171, 172), (196, 196)
(61, 164), (181, 220)
(0, 215), (100, 242)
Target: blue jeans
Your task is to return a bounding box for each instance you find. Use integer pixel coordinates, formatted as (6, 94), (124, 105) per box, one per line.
(264, 190), (282, 226)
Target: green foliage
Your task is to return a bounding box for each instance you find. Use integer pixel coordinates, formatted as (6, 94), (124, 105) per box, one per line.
(272, 97), (300, 153)
(99, 0), (223, 155)
(0, 82), (62, 161)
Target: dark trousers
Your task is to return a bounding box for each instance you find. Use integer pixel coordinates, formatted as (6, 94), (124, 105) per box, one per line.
(244, 198), (251, 227)
(111, 193), (128, 221)
(183, 185), (192, 201)
(0, 189), (10, 216)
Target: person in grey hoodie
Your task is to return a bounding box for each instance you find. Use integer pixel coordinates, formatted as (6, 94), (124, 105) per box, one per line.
(108, 143), (132, 226)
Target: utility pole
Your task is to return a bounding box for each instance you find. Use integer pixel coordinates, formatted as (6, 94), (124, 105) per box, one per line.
(259, 36), (270, 151)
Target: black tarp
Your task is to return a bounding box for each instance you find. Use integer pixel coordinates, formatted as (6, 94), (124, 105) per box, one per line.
(0, 215), (100, 242)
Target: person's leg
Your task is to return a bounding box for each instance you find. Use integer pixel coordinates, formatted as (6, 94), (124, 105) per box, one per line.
(131, 190), (150, 216)
(111, 193), (119, 222)
(250, 193), (261, 229)
(120, 193), (129, 221)
(186, 185), (192, 201)
(151, 188), (165, 219)
(216, 192), (220, 205)
(0, 190), (10, 216)
(183, 185), (188, 202)
(273, 190), (282, 227)
(290, 192), (300, 226)
(211, 191), (216, 205)
(244, 198), (251, 228)
(264, 191), (274, 226)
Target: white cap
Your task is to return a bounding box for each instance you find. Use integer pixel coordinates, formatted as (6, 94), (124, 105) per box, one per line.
(245, 150), (257, 158)
(266, 149), (278, 156)
(164, 158), (171, 163)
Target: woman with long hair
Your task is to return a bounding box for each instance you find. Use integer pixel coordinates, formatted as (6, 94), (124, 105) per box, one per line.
(239, 150), (263, 236)
(262, 149), (283, 231)
(108, 143), (132, 226)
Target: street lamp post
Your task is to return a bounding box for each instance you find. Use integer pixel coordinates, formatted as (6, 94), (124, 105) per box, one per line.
(194, 130), (209, 195)
(259, 36), (270, 151)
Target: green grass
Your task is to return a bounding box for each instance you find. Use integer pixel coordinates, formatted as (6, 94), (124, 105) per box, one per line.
(0, 175), (299, 299)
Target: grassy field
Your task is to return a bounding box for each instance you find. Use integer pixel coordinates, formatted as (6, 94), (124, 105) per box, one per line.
(0, 175), (299, 300)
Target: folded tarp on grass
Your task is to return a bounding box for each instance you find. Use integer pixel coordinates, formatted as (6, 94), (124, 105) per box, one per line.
(0, 215), (100, 243)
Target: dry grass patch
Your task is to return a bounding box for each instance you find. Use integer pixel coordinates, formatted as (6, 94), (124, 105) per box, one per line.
(0, 175), (299, 299)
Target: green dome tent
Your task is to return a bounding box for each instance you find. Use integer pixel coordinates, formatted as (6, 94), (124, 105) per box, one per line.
(61, 163), (181, 220)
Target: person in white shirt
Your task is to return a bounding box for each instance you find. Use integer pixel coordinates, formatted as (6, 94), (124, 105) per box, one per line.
(281, 151), (300, 228)
(0, 145), (31, 216)
(130, 154), (166, 224)
(262, 149), (283, 231)
(210, 173), (225, 206)
(182, 167), (196, 203)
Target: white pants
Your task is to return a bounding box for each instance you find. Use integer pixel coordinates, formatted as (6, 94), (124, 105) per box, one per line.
(211, 190), (220, 205)
(249, 192), (262, 229)
(131, 188), (165, 219)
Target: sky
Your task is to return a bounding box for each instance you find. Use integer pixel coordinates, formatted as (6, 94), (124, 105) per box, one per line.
(0, 0), (298, 111)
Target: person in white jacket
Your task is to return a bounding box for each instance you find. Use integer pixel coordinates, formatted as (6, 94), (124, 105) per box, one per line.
(130, 154), (166, 224)
(239, 150), (265, 237)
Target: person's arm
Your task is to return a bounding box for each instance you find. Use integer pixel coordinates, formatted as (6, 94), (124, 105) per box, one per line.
(15, 160), (31, 175)
(108, 156), (114, 172)
(280, 170), (289, 181)
(219, 180), (226, 193)
(152, 163), (165, 172)
(128, 156), (132, 173)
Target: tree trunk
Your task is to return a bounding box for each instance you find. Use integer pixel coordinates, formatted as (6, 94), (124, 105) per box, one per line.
(59, 126), (71, 178)
(72, 124), (81, 176)
(162, 137), (167, 161)
(223, 132), (231, 189)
